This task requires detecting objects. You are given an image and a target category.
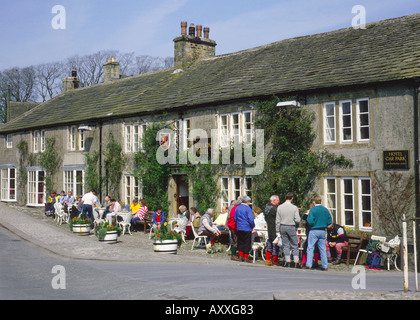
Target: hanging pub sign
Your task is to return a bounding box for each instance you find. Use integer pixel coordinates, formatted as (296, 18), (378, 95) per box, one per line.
(383, 150), (409, 170)
(159, 132), (171, 151)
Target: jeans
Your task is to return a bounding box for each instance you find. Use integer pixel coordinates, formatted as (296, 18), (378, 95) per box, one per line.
(306, 229), (328, 269)
(82, 204), (94, 228)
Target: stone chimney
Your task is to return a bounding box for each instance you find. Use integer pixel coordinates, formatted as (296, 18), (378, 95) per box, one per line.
(63, 68), (80, 92)
(173, 22), (216, 69)
(103, 57), (120, 84)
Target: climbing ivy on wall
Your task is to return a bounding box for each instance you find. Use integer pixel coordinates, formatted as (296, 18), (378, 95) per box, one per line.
(252, 96), (354, 210)
(103, 132), (125, 199)
(134, 122), (171, 214)
(38, 137), (62, 194)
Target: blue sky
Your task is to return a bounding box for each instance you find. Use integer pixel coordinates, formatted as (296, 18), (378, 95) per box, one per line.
(0, 0), (419, 70)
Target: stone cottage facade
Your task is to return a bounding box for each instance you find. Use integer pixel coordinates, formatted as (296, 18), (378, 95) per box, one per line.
(1, 15), (419, 234)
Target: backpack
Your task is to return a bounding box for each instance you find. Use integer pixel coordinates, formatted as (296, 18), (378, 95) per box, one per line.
(365, 239), (380, 252)
(365, 252), (382, 270)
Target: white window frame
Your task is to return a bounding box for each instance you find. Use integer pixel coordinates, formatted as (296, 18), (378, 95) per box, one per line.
(6, 134), (12, 148)
(232, 176), (242, 203)
(219, 175), (253, 210)
(324, 177), (337, 223)
(242, 110), (254, 145)
(69, 126), (77, 151)
(323, 102), (336, 144)
(341, 177), (355, 228)
(230, 112), (241, 145)
(27, 169), (46, 206)
(34, 130), (39, 153)
(124, 125), (132, 153)
(358, 177), (372, 231)
(78, 129), (84, 151)
(63, 168), (85, 196)
(356, 98), (370, 142)
(220, 176), (230, 209)
(219, 114), (230, 148)
(1, 167), (17, 202)
(183, 118), (191, 151)
(124, 174), (141, 205)
(339, 100), (353, 143)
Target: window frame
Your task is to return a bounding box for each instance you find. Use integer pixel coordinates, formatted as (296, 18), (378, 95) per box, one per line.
(27, 169), (46, 206)
(324, 177), (337, 223)
(339, 100), (353, 143)
(1, 167), (17, 202)
(323, 102), (336, 144)
(358, 177), (372, 231)
(341, 177), (355, 228)
(356, 98), (370, 143)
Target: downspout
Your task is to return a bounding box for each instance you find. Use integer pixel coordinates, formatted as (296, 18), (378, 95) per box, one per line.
(99, 121), (103, 204)
(414, 78), (420, 269)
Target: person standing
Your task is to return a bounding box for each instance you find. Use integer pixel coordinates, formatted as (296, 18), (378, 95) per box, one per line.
(276, 192), (301, 268)
(303, 195), (332, 271)
(264, 195), (280, 266)
(81, 189), (96, 228)
(234, 196), (255, 263)
(226, 199), (241, 261)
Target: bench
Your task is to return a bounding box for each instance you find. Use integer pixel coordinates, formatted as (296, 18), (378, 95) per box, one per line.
(134, 211), (153, 233)
(341, 232), (368, 265)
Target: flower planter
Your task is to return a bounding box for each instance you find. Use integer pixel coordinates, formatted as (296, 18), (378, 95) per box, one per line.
(153, 239), (178, 254)
(100, 230), (119, 243)
(72, 224), (91, 236)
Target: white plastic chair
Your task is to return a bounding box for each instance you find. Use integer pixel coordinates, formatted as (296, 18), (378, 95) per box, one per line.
(54, 203), (66, 225)
(93, 209), (105, 227)
(190, 222), (208, 250)
(118, 213), (132, 236)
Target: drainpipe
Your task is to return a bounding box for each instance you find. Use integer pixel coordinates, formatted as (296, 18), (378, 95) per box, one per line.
(414, 78), (420, 269)
(99, 121), (103, 204)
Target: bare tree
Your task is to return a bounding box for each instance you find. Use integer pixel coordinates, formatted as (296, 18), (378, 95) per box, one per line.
(1, 66), (37, 102)
(35, 62), (63, 102)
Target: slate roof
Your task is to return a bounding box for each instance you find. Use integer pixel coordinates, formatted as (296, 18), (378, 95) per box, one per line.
(1, 13), (420, 134)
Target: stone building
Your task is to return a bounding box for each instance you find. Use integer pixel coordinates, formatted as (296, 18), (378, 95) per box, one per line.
(1, 15), (419, 234)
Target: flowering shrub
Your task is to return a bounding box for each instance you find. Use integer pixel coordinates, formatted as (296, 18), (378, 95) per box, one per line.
(69, 213), (91, 231)
(94, 221), (122, 240)
(152, 222), (182, 242)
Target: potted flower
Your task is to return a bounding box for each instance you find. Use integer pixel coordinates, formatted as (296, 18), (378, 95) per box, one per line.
(152, 222), (182, 254)
(70, 213), (91, 236)
(94, 221), (122, 243)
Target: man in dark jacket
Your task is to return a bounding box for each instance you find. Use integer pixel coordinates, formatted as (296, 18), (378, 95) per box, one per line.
(264, 195), (281, 266)
(326, 223), (349, 265)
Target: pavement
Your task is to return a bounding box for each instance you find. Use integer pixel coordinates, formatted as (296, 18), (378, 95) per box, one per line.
(1, 202), (420, 300)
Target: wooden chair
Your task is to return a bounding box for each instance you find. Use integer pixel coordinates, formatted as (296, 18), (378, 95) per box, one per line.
(341, 232), (366, 265)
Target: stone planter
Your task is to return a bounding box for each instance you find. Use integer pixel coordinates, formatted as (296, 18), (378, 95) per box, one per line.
(72, 224), (91, 236)
(153, 239), (178, 254)
(99, 230), (119, 243)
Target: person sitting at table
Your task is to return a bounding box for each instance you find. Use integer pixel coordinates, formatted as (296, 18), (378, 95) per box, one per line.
(125, 199), (140, 213)
(97, 195), (111, 219)
(252, 207), (264, 243)
(174, 207), (189, 236)
(58, 190), (66, 204)
(198, 208), (221, 253)
(151, 205), (165, 231)
(130, 199), (148, 232)
(62, 191), (75, 213)
(213, 205), (229, 231)
(186, 207), (201, 238)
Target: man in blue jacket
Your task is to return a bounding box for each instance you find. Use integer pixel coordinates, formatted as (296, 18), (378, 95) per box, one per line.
(304, 195), (332, 271)
(234, 196), (255, 263)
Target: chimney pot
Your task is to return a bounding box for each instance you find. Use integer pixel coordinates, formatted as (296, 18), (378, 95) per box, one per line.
(203, 27), (210, 39)
(71, 68), (77, 77)
(181, 21), (187, 35)
(196, 25), (202, 38)
(189, 23), (195, 37)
